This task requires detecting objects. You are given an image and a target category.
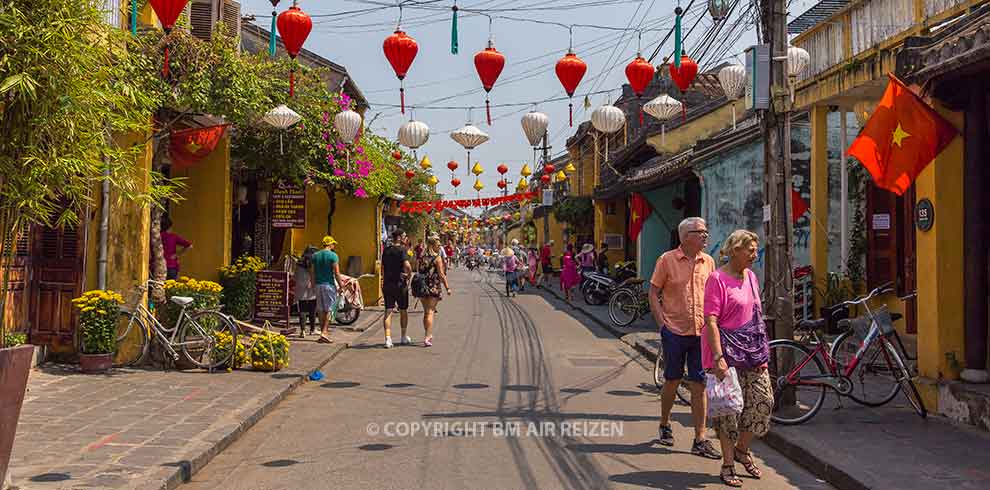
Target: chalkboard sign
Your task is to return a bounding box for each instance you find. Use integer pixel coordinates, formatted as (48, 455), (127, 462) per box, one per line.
(271, 183), (306, 229)
(254, 270), (289, 321)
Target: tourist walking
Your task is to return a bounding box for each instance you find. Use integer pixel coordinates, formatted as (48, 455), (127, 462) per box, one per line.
(538, 240), (554, 288)
(382, 230), (412, 348)
(413, 236), (451, 347)
(501, 246), (519, 297)
(310, 236), (344, 344)
(576, 243), (597, 287)
(527, 247), (539, 288)
(294, 246), (318, 338)
(648, 217), (721, 460)
(559, 244), (580, 304)
(596, 241), (609, 274)
(703, 229), (772, 488)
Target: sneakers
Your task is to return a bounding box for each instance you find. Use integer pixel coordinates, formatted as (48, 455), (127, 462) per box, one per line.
(692, 439), (722, 460)
(424, 336), (433, 347)
(401, 336), (412, 345)
(658, 424), (674, 446)
(384, 337), (394, 349)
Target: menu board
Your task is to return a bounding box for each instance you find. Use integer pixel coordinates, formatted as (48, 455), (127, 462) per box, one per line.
(271, 183), (306, 228)
(254, 270), (289, 321)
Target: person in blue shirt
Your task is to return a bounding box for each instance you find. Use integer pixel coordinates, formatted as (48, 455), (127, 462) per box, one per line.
(310, 236), (344, 344)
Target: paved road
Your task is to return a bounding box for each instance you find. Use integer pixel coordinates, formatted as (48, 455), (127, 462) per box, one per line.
(183, 270), (831, 490)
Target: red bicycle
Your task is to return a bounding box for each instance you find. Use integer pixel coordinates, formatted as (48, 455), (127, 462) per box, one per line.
(769, 282), (927, 425)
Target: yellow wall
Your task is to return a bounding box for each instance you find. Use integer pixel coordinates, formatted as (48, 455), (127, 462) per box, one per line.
(809, 106), (830, 309)
(914, 103), (966, 410)
(594, 198), (629, 265)
(289, 186), (382, 305)
(645, 103), (744, 155)
(170, 136), (232, 282)
(534, 212), (565, 260)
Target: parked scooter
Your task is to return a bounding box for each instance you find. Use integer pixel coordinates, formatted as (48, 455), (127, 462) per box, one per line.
(581, 261), (637, 306)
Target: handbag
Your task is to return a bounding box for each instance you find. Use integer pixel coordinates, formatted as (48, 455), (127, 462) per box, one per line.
(411, 273), (428, 298)
(719, 270), (770, 369)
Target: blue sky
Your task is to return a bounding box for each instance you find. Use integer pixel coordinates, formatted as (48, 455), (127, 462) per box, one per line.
(240, 0), (816, 198)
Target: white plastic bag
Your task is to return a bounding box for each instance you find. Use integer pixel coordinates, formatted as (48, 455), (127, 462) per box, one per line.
(706, 367), (744, 418)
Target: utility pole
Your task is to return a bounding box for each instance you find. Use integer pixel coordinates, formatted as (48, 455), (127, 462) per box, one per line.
(761, 0), (794, 343)
(540, 130), (552, 246)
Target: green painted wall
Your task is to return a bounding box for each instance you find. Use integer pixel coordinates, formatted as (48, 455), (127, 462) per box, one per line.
(639, 183), (686, 279)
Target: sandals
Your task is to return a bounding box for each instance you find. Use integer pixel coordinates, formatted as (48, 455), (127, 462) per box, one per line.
(734, 447), (763, 479)
(720, 465), (743, 487)
(317, 335), (334, 344)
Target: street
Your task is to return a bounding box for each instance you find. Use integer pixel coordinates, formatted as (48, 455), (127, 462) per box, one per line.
(182, 270), (830, 490)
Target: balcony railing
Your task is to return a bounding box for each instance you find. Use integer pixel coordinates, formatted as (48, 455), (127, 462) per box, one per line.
(792, 0), (980, 81)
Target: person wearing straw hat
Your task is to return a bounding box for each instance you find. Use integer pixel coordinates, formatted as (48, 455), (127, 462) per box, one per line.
(501, 245), (519, 297)
(311, 236), (344, 344)
(576, 242), (597, 288)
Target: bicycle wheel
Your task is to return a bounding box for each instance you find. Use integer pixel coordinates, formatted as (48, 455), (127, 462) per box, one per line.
(335, 304), (360, 325)
(884, 340), (928, 418)
(831, 330), (900, 406)
(653, 346), (692, 405)
(769, 340), (827, 425)
(113, 310), (149, 367)
(608, 288), (639, 327)
(179, 310), (236, 370)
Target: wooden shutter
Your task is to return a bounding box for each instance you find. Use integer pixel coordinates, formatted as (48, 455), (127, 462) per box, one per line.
(189, 0), (220, 41)
(221, 0), (241, 40)
(866, 183), (898, 289)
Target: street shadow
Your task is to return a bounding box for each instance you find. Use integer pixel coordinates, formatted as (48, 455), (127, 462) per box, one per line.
(270, 373), (300, 380)
(384, 383), (416, 388)
(560, 387), (591, 394)
(161, 460), (192, 481)
(566, 442), (666, 455)
(452, 383), (490, 389)
(606, 389), (645, 397)
(261, 459), (301, 467)
(359, 443), (395, 451)
(29, 473), (71, 483)
(320, 381), (361, 388)
(421, 409), (660, 423)
(505, 384), (539, 392)
(609, 470), (720, 489)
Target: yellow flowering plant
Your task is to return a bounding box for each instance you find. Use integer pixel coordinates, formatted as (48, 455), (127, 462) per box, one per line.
(212, 329), (247, 370)
(249, 332), (290, 372)
(72, 290), (124, 354)
(161, 276), (223, 328)
(219, 255), (267, 320)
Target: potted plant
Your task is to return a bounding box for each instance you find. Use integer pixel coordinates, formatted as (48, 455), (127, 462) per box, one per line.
(1, 332), (33, 487)
(72, 290), (124, 373)
(219, 255), (266, 320)
(249, 332), (290, 372)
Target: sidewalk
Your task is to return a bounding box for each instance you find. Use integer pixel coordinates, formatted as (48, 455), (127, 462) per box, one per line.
(535, 283), (990, 490)
(7, 308), (385, 490)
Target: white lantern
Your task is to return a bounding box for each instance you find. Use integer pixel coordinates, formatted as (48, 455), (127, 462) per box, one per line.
(591, 105), (625, 134)
(450, 124), (490, 175)
(717, 64), (746, 130)
(334, 109), (363, 142)
(787, 46), (811, 103)
(398, 120), (429, 149)
(643, 95), (682, 145)
(708, 0), (732, 21)
(262, 104), (302, 154)
(520, 111), (550, 147)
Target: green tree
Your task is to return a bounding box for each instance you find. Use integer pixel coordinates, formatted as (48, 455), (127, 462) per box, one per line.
(0, 0), (157, 346)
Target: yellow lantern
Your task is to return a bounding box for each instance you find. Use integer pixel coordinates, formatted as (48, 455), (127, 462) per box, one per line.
(520, 164), (532, 177)
(473, 179), (484, 192)
(513, 212), (521, 220)
(427, 175), (439, 186)
(472, 162), (484, 176)
(555, 170), (567, 182)
(564, 162), (577, 174)
(420, 156), (432, 170)
(517, 178), (527, 191)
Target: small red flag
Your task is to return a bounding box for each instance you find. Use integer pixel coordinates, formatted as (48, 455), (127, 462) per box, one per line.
(628, 193), (652, 243)
(169, 124), (229, 170)
(791, 189), (809, 224)
(847, 75), (958, 195)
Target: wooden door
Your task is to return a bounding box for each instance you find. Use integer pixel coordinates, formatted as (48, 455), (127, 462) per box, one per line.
(898, 188), (918, 334)
(1, 224), (31, 333)
(29, 224), (82, 347)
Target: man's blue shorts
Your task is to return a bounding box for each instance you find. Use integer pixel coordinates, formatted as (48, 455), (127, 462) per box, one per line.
(660, 327), (705, 383)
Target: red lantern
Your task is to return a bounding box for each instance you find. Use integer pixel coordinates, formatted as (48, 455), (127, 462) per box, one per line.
(497, 180), (506, 189)
(474, 40), (506, 126)
(497, 163), (508, 175)
(555, 51), (587, 127)
(277, 1), (313, 97)
(405, 170), (415, 180)
(392, 150), (403, 160)
(625, 54), (655, 125)
(540, 174), (551, 185)
(383, 29), (419, 114)
(447, 160), (459, 173)
(451, 178), (461, 188)
(669, 52), (698, 93)
(544, 164), (555, 175)
(149, 0), (190, 78)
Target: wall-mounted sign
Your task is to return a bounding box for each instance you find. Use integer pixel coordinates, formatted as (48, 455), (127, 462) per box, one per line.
(872, 213), (891, 230)
(915, 198), (935, 232)
(270, 183), (306, 229)
(745, 44), (770, 110)
(254, 270), (289, 321)
(542, 190), (554, 207)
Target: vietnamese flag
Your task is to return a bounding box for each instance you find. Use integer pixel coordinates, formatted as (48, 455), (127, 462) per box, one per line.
(169, 124), (230, 170)
(847, 75), (958, 195)
(628, 193), (652, 242)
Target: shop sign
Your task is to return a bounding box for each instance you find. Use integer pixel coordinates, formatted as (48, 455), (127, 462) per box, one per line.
(271, 183), (306, 229)
(254, 270), (289, 321)
(915, 198), (934, 232)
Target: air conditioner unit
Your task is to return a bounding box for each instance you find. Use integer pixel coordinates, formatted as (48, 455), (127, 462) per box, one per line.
(189, 0), (240, 42)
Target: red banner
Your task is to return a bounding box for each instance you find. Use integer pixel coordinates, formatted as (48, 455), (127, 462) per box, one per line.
(169, 124), (230, 170)
(399, 191), (537, 214)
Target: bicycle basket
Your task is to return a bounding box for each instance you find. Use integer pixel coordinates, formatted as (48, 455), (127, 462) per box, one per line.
(849, 305), (896, 339)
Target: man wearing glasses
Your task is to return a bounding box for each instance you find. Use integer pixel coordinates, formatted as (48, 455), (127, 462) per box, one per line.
(648, 217), (721, 460)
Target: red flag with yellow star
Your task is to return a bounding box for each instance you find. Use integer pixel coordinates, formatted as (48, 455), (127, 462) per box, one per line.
(628, 193), (652, 243)
(847, 75), (958, 195)
(169, 124), (230, 170)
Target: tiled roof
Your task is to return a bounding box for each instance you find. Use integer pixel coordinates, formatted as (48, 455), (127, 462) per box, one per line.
(787, 0), (851, 35)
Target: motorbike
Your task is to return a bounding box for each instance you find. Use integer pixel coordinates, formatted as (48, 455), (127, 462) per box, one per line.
(580, 261), (638, 306)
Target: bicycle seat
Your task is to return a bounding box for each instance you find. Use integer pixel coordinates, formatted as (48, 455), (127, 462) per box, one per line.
(796, 318), (826, 331)
(170, 296), (194, 306)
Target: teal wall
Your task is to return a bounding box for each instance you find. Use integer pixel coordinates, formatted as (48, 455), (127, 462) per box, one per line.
(639, 183), (686, 279)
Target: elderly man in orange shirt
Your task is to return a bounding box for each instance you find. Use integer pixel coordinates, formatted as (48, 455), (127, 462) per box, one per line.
(648, 217), (721, 460)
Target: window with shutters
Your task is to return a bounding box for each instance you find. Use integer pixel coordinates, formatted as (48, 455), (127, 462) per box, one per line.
(189, 0), (220, 41)
(222, 0), (241, 40)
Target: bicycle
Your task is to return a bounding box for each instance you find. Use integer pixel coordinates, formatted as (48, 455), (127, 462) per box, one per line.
(113, 280), (238, 370)
(769, 282), (927, 425)
(608, 279), (650, 327)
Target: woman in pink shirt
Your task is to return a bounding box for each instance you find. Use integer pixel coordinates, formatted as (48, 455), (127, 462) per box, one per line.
(703, 229), (771, 488)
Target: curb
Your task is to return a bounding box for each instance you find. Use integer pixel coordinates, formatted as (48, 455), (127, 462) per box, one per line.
(537, 280), (870, 490)
(144, 309), (385, 490)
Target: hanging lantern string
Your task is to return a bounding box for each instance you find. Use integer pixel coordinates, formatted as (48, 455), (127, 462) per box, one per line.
(451, 1), (459, 54)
